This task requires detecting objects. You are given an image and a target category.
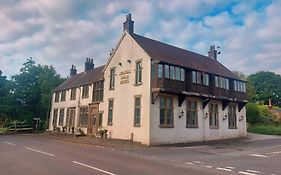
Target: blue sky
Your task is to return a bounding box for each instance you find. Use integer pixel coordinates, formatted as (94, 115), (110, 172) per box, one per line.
(0, 0), (280, 78)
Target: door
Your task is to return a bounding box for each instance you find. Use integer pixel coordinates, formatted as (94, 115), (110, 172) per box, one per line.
(88, 104), (99, 135)
(66, 108), (76, 133)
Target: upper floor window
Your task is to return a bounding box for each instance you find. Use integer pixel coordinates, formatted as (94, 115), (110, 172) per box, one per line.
(93, 81), (104, 102)
(109, 68), (115, 90)
(70, 88), (76, 100)
(61, 90), (66, 102)
(192, 71), (209, 86)
(135, 61), (142, 85)
(186, 100), (198, 128)
(209, 103), (219, 129)
(82, 85), (89, 98)
(215, 76), (229, 90)
(234, 80), (246, 93)
(54, 92), (60, 103)
(158, 64), (184, 81)
(159, 96), (174, 128)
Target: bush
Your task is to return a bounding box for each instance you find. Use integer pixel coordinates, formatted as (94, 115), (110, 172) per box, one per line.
(248, 124), (281, 135)
(246, 103), (262, 124)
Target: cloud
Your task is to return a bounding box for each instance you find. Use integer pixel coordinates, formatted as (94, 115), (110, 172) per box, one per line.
(0, 0), (280, 79)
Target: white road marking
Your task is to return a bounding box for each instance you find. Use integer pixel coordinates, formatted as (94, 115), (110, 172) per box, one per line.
(25, 147), (55, 157)
(3, 141), (16, 146)
(250, 154), (268, 158)
(96, 145), (105, 148)
(216, 167), (232, 172)
(246, 170), (260, 173)
(73, 161), (117, 175)
(193, 161), (201, 164)
(226, 166), (235, 169)
(185, 162), (194, 165)
(239, 171), (257, 175)
(206, 165), (212, 168)
(124, 151), (130, 154)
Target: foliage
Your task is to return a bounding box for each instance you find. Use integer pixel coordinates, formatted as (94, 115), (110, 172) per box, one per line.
(248, 71), (281, 107)
(0, 127), (9, 134)
(246, 103), (262, 124)
(248, 124), (281, 135)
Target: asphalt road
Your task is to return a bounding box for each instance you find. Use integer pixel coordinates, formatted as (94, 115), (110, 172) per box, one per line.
(0, 134), (280, 175)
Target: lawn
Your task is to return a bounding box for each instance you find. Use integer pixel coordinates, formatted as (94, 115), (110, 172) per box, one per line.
(0, 127), (9, 134)
(248, 124), (281, 135)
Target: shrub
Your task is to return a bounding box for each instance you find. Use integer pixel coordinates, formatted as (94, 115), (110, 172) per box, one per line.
(246, 103), (262, 124)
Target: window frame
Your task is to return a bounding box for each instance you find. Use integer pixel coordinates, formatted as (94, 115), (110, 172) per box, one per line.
(79, 106), (89, 127)
(70, 88), (76, 100)
(186, 100), (198, 128)
(82, 85), (89, 99)
(53, 108), (58, 128)
(60, 90), (66, 102)
(209, 103), (219, 129)
(135, 61), (142, 85)
(107, 99), (114, 126)
(54, 92), (60, 103)
(134, 96), (141, 127)
(228, 104), (237, 129)
(109, 68), (116, 90)
(59, 108), (65, 126)
(159, 96), (174, 128)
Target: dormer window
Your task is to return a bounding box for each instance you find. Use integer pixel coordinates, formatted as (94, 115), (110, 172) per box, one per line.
(192, 71), (209, 86)
(158, 64), (184, 81)
(214, 76), (229, 90)
(234, 80), (246, 92)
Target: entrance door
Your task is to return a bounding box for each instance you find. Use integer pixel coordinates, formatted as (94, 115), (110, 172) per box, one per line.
(88, 104), (99, 135)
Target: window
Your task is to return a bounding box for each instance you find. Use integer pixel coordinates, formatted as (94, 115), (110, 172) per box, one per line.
(164, 65), (169, 78)
(108, 99), (114, 125)
(203, 73), (209, 86)
(70, 88), (76, 100)
(170, 66), (175, 79)
(82, 85), (89, 98)
(93, 81), (104, 102)
(192, 71), (196, 83)
(79, 107), (88, 127)
(215, 76), (229, 90)
(59, 108), (64, 126)
(61, 90), (66, 102)
(159, 96), (174, 127)
(134, 97), (141, 127)
(109, 68), (115, 90)
(228, 104), (237, 129)
(98, 113), (103, 127)
(186, 101), (198, 128)
(192, 71), (208, 85)
(54, 92), (60, 102)
(53, 109), (58, 128)
(180, 68), (185, 81)
(233, 80), (246, 92)
(158, 64), (163, 78)
(175, 67), (180, 80)
(135, 61), (142, 84)
(209, 103), (219, 129)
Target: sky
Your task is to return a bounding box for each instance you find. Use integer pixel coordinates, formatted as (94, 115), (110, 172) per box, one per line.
(0, 0), (281, 78)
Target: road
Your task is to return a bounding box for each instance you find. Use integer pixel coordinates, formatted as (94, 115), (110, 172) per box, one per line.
(0, 134), (280, 175)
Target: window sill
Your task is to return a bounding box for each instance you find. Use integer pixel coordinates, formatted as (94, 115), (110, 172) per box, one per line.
(228, 127), (237, 129)
(159, 124), (174, 128)
(70, 99), (76, 101)
(81, 97), (89, 99)
(109, 88), (115, 91)
(107, 123), (113, 126)
(134, 82), (143, 86)
(134, 124), (141, 127)
(186, 125), (199, 128)
(209, 126), (219, 129)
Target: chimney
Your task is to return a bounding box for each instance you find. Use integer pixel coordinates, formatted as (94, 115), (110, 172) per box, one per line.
(85, 58), (94, 71)
(123, 13), (134, 34)
(70, 65), (77, 76)
(208, 45), (217, 60)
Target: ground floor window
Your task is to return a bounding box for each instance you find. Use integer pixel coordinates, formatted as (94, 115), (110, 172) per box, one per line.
(134, 96), (141, 127)
(59, 108), (64, 126)
(186, 100), (198, 128)
(79, 107), (88, 127)
(228, 104), (237, 129)
(98, 112), (103, 127)
(209, 103), (219, 129)
(159, 96), (174, 128)
(53, 109), (58, 128)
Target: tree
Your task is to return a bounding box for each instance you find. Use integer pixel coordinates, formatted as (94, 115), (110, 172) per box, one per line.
(248, 71), (281, 107)
(0, 70), (10, 126)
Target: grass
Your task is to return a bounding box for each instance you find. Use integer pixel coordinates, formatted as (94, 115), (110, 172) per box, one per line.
(0, 127), (9, 134)
(248, 124), (281, 135)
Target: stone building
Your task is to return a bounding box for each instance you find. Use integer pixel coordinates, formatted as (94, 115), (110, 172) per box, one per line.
(49, 14), (247, 145)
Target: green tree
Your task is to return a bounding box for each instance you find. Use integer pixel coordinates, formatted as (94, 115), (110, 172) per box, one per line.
(0, 70), (11, 126)
(248, 71), (281, 107)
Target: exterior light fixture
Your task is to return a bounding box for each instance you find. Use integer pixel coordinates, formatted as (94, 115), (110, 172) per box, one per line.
(179, 110), (184, 119)
(239, 115), (244, 121)
(127, 60), (131, 63)
(223, 114), (228, 121)
(204, 112), (208, 119)
(118, 62), (122, 66)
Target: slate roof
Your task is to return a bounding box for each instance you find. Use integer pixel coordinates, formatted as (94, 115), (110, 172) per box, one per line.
(131, 34), (240, 80)
(53, 65), (104, 92)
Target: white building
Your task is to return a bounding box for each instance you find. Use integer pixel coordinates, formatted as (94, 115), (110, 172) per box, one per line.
(49, 14), (247, 145)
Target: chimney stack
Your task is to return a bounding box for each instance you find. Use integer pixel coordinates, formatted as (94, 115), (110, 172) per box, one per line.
(208, 45), (218, 60)
(70, 65), (77, 76)
(85, 58), (94, 71)
(123, 14), (134, 34)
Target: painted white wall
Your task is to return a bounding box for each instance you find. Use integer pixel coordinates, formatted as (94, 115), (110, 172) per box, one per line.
(101, 32), (151, 145)
(150, 96), (247, 145)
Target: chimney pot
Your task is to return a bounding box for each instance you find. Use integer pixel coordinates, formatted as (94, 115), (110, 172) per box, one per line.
(70, 64), (77, 76)
(208, 45), (218, 60)
(123, 13), (134, 34)
(85, 58), (95, 71)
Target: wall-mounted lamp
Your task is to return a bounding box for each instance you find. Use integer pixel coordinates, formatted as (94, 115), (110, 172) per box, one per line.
(118, 63), (122, 66)
(239, 115), (244, 121)
(127, 60), (131, 63)
(204, 112), (208, 119)
(223, 114), (228, 121)
(179, 110), (184, 119)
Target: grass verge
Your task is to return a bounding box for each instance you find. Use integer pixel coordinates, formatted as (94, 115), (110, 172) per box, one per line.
(248, 124), (281, 135)
(0, 128), (9, 134)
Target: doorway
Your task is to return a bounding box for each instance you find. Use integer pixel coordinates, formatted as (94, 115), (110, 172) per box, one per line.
(88, 104), (99, 135)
